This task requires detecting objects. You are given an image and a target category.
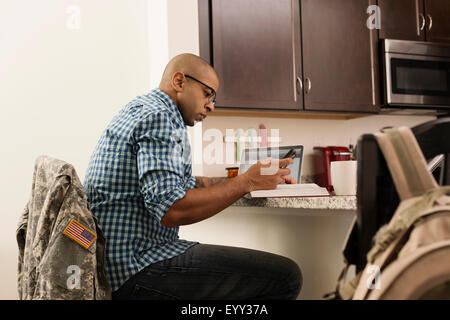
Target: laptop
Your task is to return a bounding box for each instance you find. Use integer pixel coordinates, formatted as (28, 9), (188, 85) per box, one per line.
(239, 145), (329, 198)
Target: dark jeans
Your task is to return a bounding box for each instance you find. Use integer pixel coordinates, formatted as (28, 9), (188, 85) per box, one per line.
(112, 244), (302, 300)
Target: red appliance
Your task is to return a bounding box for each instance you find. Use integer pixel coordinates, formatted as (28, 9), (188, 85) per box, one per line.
(313, 146), (352, 192)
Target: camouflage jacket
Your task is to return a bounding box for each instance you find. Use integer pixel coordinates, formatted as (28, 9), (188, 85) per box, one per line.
(17, 155), (111, 300)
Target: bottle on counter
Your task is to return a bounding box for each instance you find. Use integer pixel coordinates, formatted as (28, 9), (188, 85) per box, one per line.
(226, 167), (239, 178)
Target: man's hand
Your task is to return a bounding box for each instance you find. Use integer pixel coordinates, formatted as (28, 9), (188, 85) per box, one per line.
(242, 157), (294, 192)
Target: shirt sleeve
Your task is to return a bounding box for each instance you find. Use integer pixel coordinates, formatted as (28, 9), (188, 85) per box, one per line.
(188, 175), (197, 189)
(134, 111), (194, 221)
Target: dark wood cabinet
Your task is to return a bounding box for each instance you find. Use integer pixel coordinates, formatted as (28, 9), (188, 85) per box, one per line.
(425, 0), (450, 43)
(378, 0), (425, 41)
(199, 0), (380, 113)
(301, 0), (380, 112)
(209, 0), (302, 110)
(379, 0), (450, 43)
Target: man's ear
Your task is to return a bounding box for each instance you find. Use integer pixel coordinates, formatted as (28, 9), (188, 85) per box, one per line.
(171, 72), (185, 93)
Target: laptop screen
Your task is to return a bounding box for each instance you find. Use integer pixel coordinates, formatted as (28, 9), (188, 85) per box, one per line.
(239, 145), (304, 182)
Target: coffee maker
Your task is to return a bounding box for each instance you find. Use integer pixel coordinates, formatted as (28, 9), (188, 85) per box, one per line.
(313, 146), (352, 192)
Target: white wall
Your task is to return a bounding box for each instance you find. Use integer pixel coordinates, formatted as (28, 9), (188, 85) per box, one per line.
(167, 0), (204, 176)
(148, 0), (169, 89)
(0, 0), (150, 299)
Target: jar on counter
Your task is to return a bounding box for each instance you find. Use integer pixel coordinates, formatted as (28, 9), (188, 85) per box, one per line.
(226, 167), (239, 178)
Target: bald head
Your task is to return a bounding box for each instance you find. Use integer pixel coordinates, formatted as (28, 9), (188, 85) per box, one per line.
(158, 53), (219, 126)
(159, 53), (218, 90)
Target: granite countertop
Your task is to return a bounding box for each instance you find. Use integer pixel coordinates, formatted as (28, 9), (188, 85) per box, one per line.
(232, 195), (357, 211)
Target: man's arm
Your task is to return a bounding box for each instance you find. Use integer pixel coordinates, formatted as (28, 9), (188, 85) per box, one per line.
(161, 158), (293, 228)
(195, 176), (227, 188)
(161, 175), (249, 228)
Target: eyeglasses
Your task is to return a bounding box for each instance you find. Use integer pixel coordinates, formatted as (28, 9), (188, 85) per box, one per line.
(185, 74), (216, 104)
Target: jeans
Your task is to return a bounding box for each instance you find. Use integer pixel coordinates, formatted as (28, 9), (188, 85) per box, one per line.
(112, 244), (302, 300)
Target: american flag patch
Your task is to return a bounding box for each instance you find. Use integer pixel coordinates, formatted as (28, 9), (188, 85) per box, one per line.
(63, 219), (97, 249)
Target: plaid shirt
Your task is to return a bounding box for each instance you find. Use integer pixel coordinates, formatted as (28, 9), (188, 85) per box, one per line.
(83, 89), (198, 292)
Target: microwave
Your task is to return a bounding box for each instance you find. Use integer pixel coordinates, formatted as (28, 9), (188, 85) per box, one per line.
(382, 39), (450, 109)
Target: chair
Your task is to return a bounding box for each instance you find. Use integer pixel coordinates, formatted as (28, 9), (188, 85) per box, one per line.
(343, 116), (450, 272)
(17, 155), (111, 299)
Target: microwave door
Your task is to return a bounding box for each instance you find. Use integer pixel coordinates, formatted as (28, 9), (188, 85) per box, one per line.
(385, 53), (450, 107)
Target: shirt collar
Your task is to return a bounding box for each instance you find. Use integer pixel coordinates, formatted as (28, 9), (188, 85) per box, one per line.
(149, 88), (186, 129)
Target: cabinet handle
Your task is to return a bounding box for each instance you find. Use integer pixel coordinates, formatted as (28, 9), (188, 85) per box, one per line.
(427, 14), (433, 31)
(419, 13), (426, 31)
(296, 77), (303, 95)
(305, 78), (312, 93)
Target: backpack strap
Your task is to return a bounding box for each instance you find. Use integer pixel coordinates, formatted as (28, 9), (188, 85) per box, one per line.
(373, 126), (438, 201)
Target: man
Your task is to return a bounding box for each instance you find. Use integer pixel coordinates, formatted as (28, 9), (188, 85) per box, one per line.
(84, 53), (302, 300)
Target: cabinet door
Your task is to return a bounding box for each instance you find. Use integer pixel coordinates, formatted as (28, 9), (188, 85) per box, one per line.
(211, 0), (302, 110)
(425, 0), (450, 43)
(301, 0), (380, 112)
(378, 0), (425, 41)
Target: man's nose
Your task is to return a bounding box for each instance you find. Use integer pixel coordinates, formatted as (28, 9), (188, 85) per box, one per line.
(206, 102), (215, 112)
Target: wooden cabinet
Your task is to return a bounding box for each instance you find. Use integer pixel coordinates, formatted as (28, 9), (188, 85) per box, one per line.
(379, 0), (450, 43)
(301, 0), (380, 112)
(378, 0), (425, 41)
(425, 0), (450, 43)
(209, 0), (302, 110)
(199, 0), (380, 113)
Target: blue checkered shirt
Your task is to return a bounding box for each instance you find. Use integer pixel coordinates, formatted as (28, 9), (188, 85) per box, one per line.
(83, 89), (198, 292)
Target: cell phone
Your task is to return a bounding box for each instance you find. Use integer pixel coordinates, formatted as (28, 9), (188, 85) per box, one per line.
(282, 149), (296, 160)
(280, 149), (296, 168)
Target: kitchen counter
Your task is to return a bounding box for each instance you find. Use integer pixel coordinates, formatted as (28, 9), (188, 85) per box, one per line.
(233, 195), (357, 211)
